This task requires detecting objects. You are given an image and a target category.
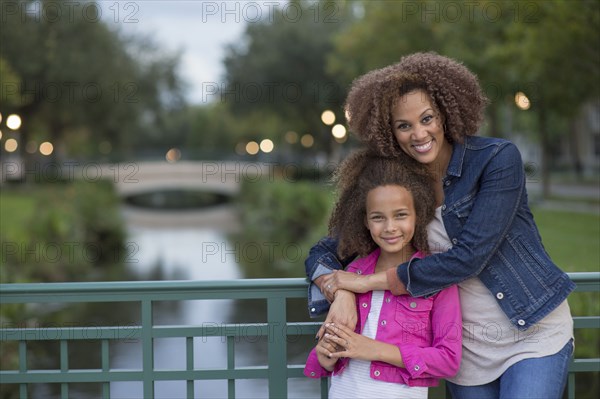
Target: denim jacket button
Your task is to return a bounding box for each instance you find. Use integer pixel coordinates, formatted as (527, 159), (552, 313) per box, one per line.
(451, 238), (458, 245)
(362, 302), (368, 308)
(310, 372), (316, 377)
(310, 308), (316, 313)
(385, 297), (391, 303)
(374, 370), (381, 377)
(445, 180), (451, 186)
(496, 292), (504, 300)
(381, 320), (387, 326)
(410, 302), (417, 308)
(357, 270), (362, 275)
(414, 365), (420, 371)
(441, 204), (447, 211)
(518, 319), (526, 326)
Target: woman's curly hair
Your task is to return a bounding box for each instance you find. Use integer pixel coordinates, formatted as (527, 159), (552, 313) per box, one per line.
(329, 149), (436, 259)
(345, 52), (489, 157)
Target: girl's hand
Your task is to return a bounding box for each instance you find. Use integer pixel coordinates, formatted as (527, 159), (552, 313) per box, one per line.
(315, 331), (342, 371)
(323, 323), (376, 362)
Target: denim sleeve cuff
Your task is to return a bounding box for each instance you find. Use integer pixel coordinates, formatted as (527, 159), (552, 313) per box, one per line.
(387, 267), (408, 296)
(312, 264), (333, 280)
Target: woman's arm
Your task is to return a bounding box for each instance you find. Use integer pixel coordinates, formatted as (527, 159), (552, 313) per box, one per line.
(319, 268), (400, 295)
(392, 142), (526, 297)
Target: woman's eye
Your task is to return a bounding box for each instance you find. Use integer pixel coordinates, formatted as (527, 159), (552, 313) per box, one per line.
(422, 115), (433, 123)
(396, 123), (410, 131)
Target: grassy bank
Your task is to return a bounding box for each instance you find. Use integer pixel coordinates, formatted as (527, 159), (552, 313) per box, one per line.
(0, 181), (127, 283)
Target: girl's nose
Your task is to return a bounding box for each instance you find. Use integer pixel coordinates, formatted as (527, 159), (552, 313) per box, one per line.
(385, 220), (397, 232)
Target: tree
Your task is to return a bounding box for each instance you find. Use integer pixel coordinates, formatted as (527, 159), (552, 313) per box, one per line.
(502, 0), (600, 194)
(0, 0), (185, 165)
(222, 0), (355, 157)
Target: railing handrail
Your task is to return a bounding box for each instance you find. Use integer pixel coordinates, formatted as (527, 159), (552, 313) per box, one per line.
(1, 271), (597, 297)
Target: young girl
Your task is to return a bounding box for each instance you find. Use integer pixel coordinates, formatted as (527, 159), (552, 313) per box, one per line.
(304, 150), (461, 399)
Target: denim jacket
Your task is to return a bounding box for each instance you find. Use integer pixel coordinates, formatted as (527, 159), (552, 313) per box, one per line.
(305, 136), (575, 330)
(304, 249), (461, 387)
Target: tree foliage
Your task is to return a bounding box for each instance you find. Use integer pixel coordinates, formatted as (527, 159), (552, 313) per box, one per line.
(222, 0), (356, 155)
(0, 0), (185, 160)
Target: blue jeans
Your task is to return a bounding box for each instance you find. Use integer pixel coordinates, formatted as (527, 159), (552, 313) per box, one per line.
(447, 339), (573, 399)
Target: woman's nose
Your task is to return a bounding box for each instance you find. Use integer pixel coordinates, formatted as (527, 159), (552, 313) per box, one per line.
(412, 124), (428, 140)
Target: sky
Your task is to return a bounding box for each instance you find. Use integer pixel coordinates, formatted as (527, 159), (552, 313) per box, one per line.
(104, 0), (257, 104)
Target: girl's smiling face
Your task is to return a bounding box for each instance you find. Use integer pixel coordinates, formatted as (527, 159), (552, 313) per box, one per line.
(365, 184), (416, 260)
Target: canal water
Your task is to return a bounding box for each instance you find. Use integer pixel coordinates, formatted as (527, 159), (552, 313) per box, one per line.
(108, 204), (320, 399)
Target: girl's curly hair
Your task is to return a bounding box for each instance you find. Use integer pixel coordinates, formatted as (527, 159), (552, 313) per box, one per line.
(329, 149), (436, 259)
(345, 52), (489, 157)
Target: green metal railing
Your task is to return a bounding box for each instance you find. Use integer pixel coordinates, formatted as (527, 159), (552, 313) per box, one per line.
(0, 273), (598, 399)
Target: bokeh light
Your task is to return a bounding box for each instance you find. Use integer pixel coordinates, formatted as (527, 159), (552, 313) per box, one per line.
(5, 138), (18, 152)
(165, 148), (181, 163)
(6, 114), (22, 130)
(515, 92), (531, 110)
(26, 141), (37, 154)
(321, 110), (335, 125)
(246, 141), (259, 155)
(260, 139), (274, 153)
(284, 131), (298, 144)
(300, 134), (314, 148)
(39, 142), (54, 156)
(331, 124), (347, 139)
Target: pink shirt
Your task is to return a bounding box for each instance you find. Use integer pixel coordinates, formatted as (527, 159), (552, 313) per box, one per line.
(304, 249), (462, 387)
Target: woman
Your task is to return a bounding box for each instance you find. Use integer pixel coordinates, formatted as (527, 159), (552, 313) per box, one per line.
(305, 52), (574, 398)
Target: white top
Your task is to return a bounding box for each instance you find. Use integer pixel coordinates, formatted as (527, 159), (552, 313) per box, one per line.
(329, 290), (428, 399)
(428, 206), (574, 385)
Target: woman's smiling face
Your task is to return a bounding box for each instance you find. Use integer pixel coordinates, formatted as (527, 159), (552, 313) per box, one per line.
(391, 90), (451, 170)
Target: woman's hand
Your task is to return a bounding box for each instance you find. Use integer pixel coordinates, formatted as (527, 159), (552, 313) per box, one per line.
(316, 290), (357, 340)
(322, 269), (388, 295)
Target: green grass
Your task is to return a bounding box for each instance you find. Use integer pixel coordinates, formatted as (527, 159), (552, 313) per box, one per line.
(0, 190), (38, 243)
(531, 208), (600, 273)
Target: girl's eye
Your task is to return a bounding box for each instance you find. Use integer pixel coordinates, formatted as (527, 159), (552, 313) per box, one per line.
(422, 115), (433, 124)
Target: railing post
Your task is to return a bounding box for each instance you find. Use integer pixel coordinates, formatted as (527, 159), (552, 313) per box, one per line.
(267, 296), (287, 399)
(141, 300), (154, 398)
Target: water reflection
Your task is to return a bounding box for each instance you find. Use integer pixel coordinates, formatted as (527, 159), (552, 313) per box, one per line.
(109, 212), (320, 398)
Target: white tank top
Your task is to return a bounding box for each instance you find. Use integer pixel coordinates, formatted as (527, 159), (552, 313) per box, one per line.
(428, 206), (573, 386)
